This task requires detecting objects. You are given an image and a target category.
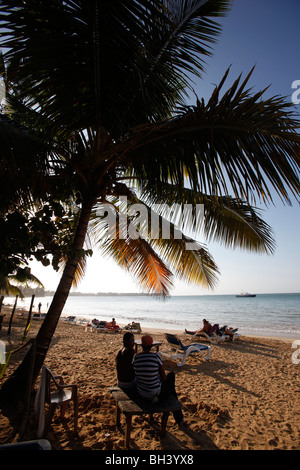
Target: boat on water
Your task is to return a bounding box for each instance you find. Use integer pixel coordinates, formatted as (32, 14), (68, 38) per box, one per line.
(236, 292), (256, 298)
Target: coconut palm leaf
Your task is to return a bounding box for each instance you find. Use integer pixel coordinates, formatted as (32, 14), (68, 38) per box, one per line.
(124, 0), (231, 122)
(90, 202), (173, 296)
(0, 278), (24, 298)
(58, 253), (88, 289)
(0, 266), (44, 299)
(117, 68), (300, 204)
(102, 234), (173, 297)
(139, 181), (275, 253)
(10, 267), (44, 289)
(90, 198), (219, 290)
(0, 113), (63, 210)
(0, 0), (231, 136)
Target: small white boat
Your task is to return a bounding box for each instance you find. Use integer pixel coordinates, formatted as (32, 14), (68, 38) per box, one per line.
(236, 292), (256, 298)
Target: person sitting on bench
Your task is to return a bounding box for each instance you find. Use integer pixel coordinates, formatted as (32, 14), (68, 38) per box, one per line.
(116, 332), (136, 389)
(133, 335), (185, 426)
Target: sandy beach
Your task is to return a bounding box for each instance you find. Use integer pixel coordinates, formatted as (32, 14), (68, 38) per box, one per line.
(0, 306), (299, 451)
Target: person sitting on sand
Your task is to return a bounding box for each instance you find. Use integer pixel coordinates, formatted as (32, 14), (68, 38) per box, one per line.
(116, 332), (136, 389)
(133, 335), (185, 426)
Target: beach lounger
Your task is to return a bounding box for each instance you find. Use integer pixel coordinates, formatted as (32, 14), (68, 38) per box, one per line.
(160, 333), (211, 366)
(32, 313), (47, 321)
(124, 322), (142, 334)
(224, 332), (241, 341)
(65, 316), (76, 323)
(184, 329), (226, 344)
(95, 320), (109, 332)
(217, 326), (241, 341)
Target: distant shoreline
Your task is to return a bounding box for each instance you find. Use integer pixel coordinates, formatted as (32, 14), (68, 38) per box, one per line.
(24, 291), (159, 297)
(21, 290), (300, 298)
(15, 288), (300, 298)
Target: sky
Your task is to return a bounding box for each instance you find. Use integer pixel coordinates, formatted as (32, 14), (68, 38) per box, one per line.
(29, 0), (300, 296)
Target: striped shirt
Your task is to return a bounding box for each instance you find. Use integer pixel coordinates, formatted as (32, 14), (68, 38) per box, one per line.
(133, 352), (163, 399)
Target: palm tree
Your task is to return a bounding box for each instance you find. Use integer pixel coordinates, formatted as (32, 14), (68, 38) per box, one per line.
(0, 268), (43, 299)
(0, 0), (299, 387)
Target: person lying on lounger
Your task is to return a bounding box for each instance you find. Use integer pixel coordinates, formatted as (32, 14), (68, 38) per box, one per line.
(186, 322), (238, 338)
(107, 317), (121, 331)
(185, 318), (213, 336)
(219, 326), (239, 340)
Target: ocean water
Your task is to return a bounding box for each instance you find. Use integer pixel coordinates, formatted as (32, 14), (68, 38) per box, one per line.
(14, 292), (300, 339)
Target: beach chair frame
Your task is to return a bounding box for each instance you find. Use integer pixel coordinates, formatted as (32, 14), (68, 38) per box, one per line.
(161, 333), (211, 366)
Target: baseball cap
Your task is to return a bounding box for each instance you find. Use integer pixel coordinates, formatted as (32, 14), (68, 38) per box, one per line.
(141, 335), (153, 346)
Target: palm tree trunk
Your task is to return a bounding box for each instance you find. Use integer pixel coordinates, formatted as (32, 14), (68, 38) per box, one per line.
(32, 196), (95, 381)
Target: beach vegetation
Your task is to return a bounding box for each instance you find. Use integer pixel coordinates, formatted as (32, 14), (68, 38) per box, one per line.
(0, 0), (299, 411)
(0, 201), (80, 297)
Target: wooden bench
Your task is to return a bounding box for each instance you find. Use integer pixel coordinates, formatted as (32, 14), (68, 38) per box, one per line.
(109, 387), (182, 448)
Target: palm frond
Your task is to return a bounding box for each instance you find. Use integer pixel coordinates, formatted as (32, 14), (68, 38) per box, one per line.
(150, 232), (219, 289)
(117, 68), (300, 205)
(0, 275), (23, 298)
(139, 181), (275, 254)
(126, 199), (220, 289)
(90, 203), (173, 296)
(125, 0), (231, 122)
(0, 1), (231, 136)
(12, 267), (44, 288)
(58, 254), (88, 289)
(91, 199), (219, 290)
(0, 265), (43, 298)
(0, 112), (62, 209)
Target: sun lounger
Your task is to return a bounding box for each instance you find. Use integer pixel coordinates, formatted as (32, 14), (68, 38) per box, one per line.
(217, 326), (241, 341)
(160, 333), (211, 366)
(95, 320), (109, 332)
(124, 322), (142, 334)
(32, 313), (46, 320)
(65, 316), (76, 323)
(184, 329), (225, 344)
(85, 320), (109, 332)
(224, 332), (241, 341)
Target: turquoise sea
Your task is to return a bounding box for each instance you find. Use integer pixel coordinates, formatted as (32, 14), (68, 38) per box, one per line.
(15, 292), (300, 340)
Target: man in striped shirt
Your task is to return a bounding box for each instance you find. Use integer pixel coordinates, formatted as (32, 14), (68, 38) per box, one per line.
(133, 335), (184, 425)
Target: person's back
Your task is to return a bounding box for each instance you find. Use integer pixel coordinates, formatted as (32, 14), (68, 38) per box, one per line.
(133, 349), (163, 400)
(116, 332), (136, 389)
(133, 335), (185, 425)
